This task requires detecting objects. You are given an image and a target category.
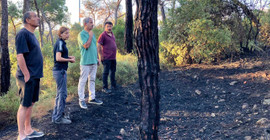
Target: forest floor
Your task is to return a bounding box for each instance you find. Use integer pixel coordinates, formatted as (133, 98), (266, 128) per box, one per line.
(1, 56), (270, 140)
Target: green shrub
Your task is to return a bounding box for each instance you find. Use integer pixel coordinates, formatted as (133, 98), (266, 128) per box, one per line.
(187, 18), (234, 63)
(0, 77), (20, 118)
(112, 20), (125, 54)
(161, 18), (235, 65)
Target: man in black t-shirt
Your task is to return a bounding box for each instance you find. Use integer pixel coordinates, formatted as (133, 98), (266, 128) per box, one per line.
(15, 11), (44, 140)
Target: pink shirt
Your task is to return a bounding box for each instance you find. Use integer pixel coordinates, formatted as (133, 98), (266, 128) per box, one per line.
(98, 31), (117, 60)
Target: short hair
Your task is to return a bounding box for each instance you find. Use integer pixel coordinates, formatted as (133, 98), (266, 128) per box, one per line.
(23, 11), (33, 24)
(104, 21), (113, 26)
(83, 17), (91, 26)
(58, 26), (69, 38)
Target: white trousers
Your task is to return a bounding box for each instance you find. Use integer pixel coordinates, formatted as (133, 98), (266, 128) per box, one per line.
(78, 64), (97, 101)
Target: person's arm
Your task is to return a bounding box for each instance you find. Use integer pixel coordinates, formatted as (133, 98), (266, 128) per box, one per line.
(56, 52), (75, 63)
(83, 31), (94, 49)
(97, 49), (100, 65)
(17, 54), (30, 82)
(97, 43), (103, 61)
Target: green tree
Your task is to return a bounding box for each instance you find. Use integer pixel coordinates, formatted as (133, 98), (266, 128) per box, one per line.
(8, 1), (22, 36)
(259, 10), (270, 47)
(112, 19), (125, 54)
(35, 0), (69, 45)
(160, 0), (267, 65)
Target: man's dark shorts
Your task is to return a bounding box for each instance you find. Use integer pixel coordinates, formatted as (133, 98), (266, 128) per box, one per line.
(16, 77), (40, 107)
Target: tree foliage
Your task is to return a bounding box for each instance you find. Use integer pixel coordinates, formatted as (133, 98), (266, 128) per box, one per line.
(160, 0), (269, 65)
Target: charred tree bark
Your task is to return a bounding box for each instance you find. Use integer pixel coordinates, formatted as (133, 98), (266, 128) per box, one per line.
(34, 0), (44, 47)
(134, 0), (160, 139)
(125, 0), (133, 53)
(1, 0), (10, 94)
(23, 0), (30, 14)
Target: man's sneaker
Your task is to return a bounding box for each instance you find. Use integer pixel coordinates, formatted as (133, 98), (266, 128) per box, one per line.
(88, 99), (103, 105)
(54, 117), (72, 124)
(18, 136), (30, 140)
(102, 88), (112, 94)
(27, 130), (44, 138)
(79, 101), (88, 109)
(111, 86), (118, 91)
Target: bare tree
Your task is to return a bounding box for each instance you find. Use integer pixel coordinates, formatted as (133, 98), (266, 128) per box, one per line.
(103, 0), (113, 25)
(1, 0), (10, 94)
(114, 0), (122, 25)
(83, 0), (100, 24)
(134, 0), (160, 139)
(84, 0), (122, 25)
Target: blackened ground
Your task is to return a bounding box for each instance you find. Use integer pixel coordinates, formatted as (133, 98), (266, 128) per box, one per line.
(1, 57), (270, 140)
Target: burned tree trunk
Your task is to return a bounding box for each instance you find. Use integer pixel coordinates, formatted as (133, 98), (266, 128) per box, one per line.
(134, 0), (160, 139)
(1, 0), (10, 94)
(125, 0), (133, 53)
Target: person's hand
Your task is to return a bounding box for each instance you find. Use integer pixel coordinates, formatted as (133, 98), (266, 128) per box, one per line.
(70, 57), (75, 63)
(24, 72), (30, 82)
(98, 59), (101, 66)
(69, 56), (75, 59)
(100, 56), (104, 61)
(89, 31), (93, 37)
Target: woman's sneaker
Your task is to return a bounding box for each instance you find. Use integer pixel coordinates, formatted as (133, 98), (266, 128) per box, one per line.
(79, 100), (88, 109)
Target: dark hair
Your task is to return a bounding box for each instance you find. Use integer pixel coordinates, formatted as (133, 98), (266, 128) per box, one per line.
(58, 26), (69, 38)
(23, 11), (32, 24)
(104, 21), (113, 26)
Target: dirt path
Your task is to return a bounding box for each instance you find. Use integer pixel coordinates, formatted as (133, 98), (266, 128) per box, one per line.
(1, 58), (270, 140)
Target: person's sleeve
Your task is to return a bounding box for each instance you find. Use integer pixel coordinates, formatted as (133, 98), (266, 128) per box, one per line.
(78, 32), (88, 47)
(97, 33), (104, 45)
(55, 40), (63, 53)
(15, 33), (29, 54)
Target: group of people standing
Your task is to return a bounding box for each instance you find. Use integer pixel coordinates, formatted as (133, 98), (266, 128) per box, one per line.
(15, 11), (118, 140)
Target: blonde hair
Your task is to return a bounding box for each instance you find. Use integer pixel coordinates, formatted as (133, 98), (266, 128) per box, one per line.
(58, 26), (69, 38)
